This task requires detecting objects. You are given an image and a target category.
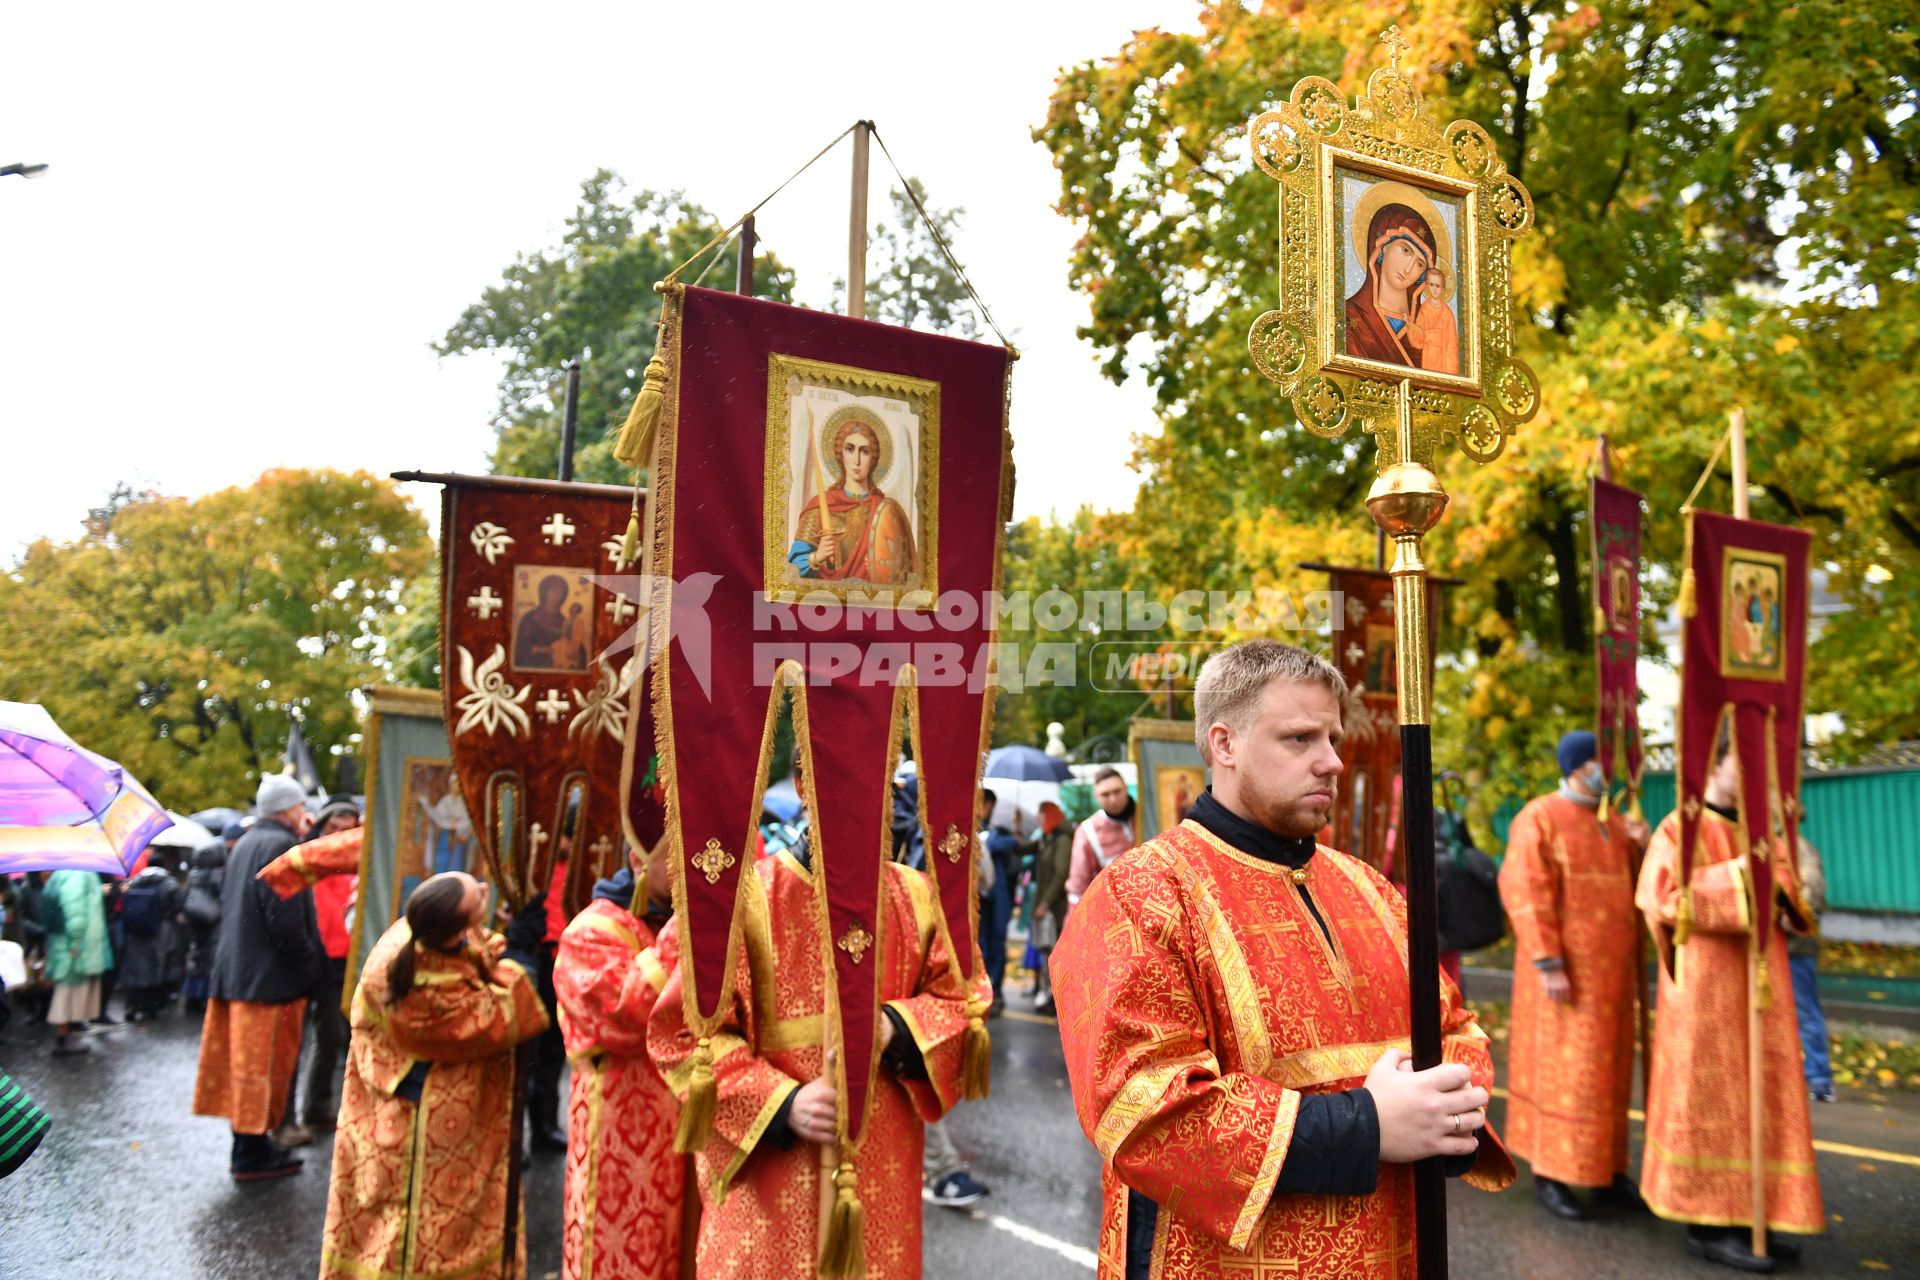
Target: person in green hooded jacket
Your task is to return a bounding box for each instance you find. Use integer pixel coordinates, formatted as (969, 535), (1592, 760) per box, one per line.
(45, 868), (111, 1055)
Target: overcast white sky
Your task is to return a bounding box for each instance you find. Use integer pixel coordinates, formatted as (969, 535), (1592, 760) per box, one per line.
(0, 1), (1205, 561)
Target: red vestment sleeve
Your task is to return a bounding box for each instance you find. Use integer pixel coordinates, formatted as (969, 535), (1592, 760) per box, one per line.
(1496, 802), (1564, 961)
(382, 948), (551, 1064)
(1053, 861), (1305, 1252)
(882, 864), (990, 1121)
(647, 917), (801, 1204)
(1637, 816), (1754, 940)
(555, 903), (663, 1062)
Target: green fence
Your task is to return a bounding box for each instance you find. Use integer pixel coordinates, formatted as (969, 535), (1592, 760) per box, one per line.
(1490, 769), (1920, 916)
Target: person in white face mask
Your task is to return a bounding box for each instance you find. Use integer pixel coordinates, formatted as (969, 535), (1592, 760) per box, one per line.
(1496, 729), (1652, 1223)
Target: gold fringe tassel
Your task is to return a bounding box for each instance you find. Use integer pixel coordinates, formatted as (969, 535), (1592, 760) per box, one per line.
(619, 494), (641, 568)
(961, 999), (992, 1101)
(1756, 957), (1772, 1011)
(817, 1160), (867, 1278)
(1597, 790), (1611, 823)
(1674, 886), (1694, 947)
(613, 350), (670, 470)
(673, 1035), (717, 1154)
(1677, 508), (1698, 618)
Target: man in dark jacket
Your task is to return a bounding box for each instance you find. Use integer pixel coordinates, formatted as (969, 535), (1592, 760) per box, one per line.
(182, 823), (243, 1014)
(191, 776), (327, 1180)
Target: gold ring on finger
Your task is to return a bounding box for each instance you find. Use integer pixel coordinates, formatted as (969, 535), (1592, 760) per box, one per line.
(1451, 1113), (1462, 1135)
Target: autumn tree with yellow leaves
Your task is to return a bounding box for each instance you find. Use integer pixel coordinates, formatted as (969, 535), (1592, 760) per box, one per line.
(1035, 0), (1919, 833)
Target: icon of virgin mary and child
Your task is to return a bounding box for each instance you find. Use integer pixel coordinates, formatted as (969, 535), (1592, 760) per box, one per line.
(786, 409), (918, 586)
(1343, 181), (1461, 377)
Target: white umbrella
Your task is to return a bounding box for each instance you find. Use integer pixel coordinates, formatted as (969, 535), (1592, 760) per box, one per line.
(147, 812), (216, 849)
(980, 777), (1062, 835)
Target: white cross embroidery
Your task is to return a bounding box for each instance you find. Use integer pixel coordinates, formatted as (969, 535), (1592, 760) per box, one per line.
(466, 586), (503, 620)
(536, 689), (569, 724)
(604, 595), (637, 625)
(590, 835), (613, 860)
(601, 537), (635, 570)
(542, 512), (576, 546)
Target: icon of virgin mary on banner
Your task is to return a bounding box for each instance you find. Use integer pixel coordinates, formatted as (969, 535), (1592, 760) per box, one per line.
(1340, 177), (1465, 377)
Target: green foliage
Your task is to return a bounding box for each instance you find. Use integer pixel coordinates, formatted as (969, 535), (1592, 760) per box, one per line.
(381, 562), (443, 690)
(835, 180), (982, 337)
(0, 471), (430, 809)
(1038, 2), (1920, 840)
(438, 172), (796, 484)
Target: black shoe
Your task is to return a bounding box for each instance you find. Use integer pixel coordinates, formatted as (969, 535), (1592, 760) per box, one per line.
(1532, 1176), (1586, 1220)
(1595, 1173), (1647, 1213)
(530, 1125), (568, 1153)
(1687, 1227), (1775, 1273)
(925, 1171), (989, 1208)
(231, 1137), (304, 1182)
(1766, 1235), (1803, 1262)
(987, 994), (1005, 1020)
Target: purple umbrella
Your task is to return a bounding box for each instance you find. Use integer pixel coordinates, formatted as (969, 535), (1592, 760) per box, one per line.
(0, 701), (173, 874)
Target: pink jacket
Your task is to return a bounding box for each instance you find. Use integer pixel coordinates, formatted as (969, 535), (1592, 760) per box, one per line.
(1066, 810), (1135, 903)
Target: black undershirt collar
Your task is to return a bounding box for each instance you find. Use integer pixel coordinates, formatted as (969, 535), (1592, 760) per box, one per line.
(1704, 800), (1739, 822)
(1187, 789), (1317, 868)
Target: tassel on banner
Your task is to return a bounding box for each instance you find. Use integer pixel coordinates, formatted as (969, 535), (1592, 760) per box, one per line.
(1674, 886), (1694, 947)
(1756, 956), (1773, 1011)
(674, 1035), (718, 1154)
(619, 493), (642, 568)
(613, 349), (670, 470)
(1678, 509), (1699, 618)
(817, 1160), (868, 1279)
(962, 998), (992, 1101)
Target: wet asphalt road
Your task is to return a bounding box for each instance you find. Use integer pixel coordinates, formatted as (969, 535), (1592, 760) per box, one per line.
(3, 990), (1917, 1279)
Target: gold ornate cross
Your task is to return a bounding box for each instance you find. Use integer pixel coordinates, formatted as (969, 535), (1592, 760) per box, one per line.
(837, 919), (874, 965)
(690, 837), (735, 885)
(938, 823), (969, 864)
(1379, 24), (1410, 70)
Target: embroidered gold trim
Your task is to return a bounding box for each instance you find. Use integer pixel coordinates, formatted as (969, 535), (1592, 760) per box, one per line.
(714, 1076), (802, 1207)
(1092, 1054), (1215, 1164)
(1155, 838), (1273, 1077)
(837, 920), (875, 965)
(691, 838), (736, 886)
(1229, 1088), (1303, 1252)
(564, 909), (642, 954)
(579, 1057), (607, 1279)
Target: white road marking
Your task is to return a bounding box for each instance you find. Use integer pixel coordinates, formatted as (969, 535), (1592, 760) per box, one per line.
(968, 1209), (1098, 1270)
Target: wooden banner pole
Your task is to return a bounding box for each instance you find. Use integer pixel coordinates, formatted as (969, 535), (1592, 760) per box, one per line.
(848, 122), (871, 320)
(1729, 406), (1768, 1261)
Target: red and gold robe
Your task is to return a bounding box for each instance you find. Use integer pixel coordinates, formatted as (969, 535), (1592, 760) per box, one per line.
(192, 999), (304, 1135)
(647, 852), (985, 1280)
(1496, 792), (1640, 1187)
(556, 897), (691, 1280)
(319, 921), (551, 1280)
(1052, 821), (1513, 1280)
(792, 488), (917, 584)
(1636, 811), (1823, 1233)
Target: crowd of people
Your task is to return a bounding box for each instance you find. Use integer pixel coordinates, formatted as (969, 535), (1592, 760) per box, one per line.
(0, 638), (1847, 1278)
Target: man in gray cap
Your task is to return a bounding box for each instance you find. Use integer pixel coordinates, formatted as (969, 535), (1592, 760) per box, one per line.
(191, 775), (327, 1180)
(1497, 729), (1651, 1221)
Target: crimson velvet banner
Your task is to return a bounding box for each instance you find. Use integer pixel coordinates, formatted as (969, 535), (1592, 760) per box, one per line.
(1676, 508), (1811, 954)
(1592, 478), (1645, 808)
(1308, 562), (1444, 882)
(642, 284), (1011, 1151)
(434, 475), (640, 912)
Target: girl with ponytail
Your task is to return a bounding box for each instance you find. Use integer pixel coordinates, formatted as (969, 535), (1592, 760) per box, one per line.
(320, 871), (551, 1280)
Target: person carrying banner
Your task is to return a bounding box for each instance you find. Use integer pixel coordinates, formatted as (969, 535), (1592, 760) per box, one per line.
(1497, 729), (1650, 1220)
(1636, 725), (1823, 1271)
(555, 841), (690, 1280)
(318, 872), (550, 1280)
(1052, 640), (1512, 1280)
(647, 758), (986, 1280)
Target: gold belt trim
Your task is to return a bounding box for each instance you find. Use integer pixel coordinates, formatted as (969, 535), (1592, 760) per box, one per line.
(1645, 1134), (1817, 1176)
(1269, 1037), (1409, 1089)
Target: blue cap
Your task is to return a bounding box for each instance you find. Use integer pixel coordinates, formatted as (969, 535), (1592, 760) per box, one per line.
(221, 822), (247, 841)
(1557, 730), (1598, 778)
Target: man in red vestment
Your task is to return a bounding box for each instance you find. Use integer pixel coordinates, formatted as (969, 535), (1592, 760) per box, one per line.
(648, 762), (984, 1279)
(1053, 639), (1512, 1279)
(556, 841), (690, 1280)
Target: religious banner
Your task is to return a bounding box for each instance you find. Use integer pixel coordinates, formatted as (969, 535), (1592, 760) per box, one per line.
(418, 473), (641, 912)
(1128, 718), (1205, 838)
(1674, 507), (1811, 957)
(626, 283), (1012, 1188)
(1306, 562), (1447, 881)
(1592, 478), (1645, 817)
(341, 685), (447, 1010)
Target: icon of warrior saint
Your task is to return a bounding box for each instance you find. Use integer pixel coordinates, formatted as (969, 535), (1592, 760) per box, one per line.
(787, 411), (918, 585)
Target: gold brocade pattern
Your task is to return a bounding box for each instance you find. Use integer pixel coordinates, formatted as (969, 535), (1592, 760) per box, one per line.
(1635, 814), (1825, 1234)
(556, 900), (691, 1280)
(318, 921), (552, 1280)
(1052, 824), (1513, 1280)
(191, 999), (305, 1135)
(1497, 794), (1640, 1187)
(646, 856), (985, 1279)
